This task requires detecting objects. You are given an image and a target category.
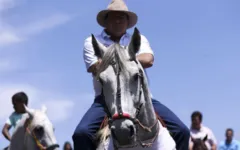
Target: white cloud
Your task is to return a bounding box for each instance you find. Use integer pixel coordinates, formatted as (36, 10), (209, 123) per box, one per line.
(0, 84), (75, 124)
(0, 0), (72, 47)
(20, 13), (72, 36)
(0, 31), (22, 46)
(41, 100), (74, 122)
(0, 13), (72, 46)
(0, 0), (15, 12)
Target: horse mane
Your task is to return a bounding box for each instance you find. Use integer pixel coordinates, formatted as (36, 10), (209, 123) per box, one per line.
(9, 114), (30, 150)
(96, 43), (129, 78)
(95, 43), (129, 145)
(96, 41), (152, 106)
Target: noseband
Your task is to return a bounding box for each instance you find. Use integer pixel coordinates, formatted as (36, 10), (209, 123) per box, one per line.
(26, 120), (59, 150)
(111, 60), (144, 123)
(99, 59), (159, 149)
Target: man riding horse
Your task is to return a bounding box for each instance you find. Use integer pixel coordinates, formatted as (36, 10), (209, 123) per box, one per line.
(72, 0), (190, 149)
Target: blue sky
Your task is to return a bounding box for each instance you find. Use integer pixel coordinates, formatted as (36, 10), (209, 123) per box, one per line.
(0, 0), (239, 148)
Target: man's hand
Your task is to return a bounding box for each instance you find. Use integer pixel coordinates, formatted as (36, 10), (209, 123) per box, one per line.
(136, 53), (154, 68)
(189, 141), (193, 150)
(2, 124), (11, 141)
(87, 59), (102, 76)
(88, 53), (153, 74)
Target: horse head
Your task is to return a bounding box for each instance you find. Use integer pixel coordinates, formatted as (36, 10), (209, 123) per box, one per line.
(23, 105), (59, 150)
(191, 134), (208, 150)
(92, 28), (158, 148)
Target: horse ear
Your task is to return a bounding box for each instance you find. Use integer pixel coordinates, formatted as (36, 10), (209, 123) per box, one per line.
(128, 27), (141, 60)
(91, 34), (106, 58)
(41, 105), (47, 113)
(203, 134), (208, 141)
(24, 105), (34, 119)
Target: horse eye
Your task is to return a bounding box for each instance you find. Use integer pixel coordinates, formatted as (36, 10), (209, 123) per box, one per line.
(34, 126), (44, 137)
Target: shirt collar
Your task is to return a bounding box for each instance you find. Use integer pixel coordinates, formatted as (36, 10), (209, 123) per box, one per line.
(100, 29), (131, 40)
(190, 124), (203, 131)
(101, 29), (110, 38)
(225, 139), (237, 145)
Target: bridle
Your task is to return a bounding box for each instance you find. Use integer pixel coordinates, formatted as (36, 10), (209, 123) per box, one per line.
(98, 59), (160, 149)
(25, 120), (59, 150)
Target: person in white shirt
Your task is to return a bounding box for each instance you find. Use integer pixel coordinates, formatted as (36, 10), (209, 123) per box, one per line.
(72, 0), (190, 149)
(189, 111), (217, 150)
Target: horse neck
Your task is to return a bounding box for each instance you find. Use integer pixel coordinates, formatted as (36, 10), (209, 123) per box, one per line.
(24, 133), (39, 150)
(9, 116), (38, 150)
(139, 90), (157, 127)
(9, 125), (25, 150)
(140, 67), (156, 124)
(136, 71), (159, 141)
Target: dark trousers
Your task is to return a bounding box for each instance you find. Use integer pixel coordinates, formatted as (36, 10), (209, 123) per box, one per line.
(72, 95), (190, 150)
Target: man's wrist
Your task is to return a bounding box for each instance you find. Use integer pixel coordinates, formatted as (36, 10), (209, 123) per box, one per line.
(92, 59), (102, 76)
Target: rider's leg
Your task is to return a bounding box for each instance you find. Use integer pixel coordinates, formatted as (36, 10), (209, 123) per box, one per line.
(72, 95), (105, 150)
(152, 98), (190, 150)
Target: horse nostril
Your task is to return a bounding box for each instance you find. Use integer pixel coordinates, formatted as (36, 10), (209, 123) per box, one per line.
(129, 125), (135, 138)
(111, 126), (116, 133)
(110, 126), (118, 140)
(111, 126), (115, 130)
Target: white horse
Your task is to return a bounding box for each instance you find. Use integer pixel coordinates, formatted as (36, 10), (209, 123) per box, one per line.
(6, 105), (59, 150)
(91, 27), (176, 150)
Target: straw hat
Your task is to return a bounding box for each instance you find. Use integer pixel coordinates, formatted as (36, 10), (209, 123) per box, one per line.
(97, 0), (138, 29)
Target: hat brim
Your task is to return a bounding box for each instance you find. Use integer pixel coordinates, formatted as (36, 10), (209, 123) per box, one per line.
(97, 10), (138, 29)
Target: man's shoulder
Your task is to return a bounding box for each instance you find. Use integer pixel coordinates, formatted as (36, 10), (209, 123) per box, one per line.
(84, 33), (102, 43)
(190, 125), (213, 135)
(9, 112), (17, 118)
(140, 34), (150, 43)
(6, 112), (18, 124)
(233, 139), (240, 145)
(10, 112), (25, 118)
(201, 125), (214, 133)
(83, 30), (151, 47)
(218, 140), (240, 147)
(128, 32), (149, 41)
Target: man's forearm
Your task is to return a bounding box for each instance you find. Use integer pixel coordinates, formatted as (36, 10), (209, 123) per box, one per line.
(87, 59), (102, 76)
(87, 53), (154, 74)
(136, 53), (154, 68)
(212, 145), (217, 150)
(2, 130), (11, 141)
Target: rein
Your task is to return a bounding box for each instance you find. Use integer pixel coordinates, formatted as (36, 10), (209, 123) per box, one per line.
(99, 60), (160, 149)
(25, 120), (59, 150)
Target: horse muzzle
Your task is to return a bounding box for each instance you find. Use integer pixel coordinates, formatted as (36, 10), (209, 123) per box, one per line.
(110, 118), (137, 146)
